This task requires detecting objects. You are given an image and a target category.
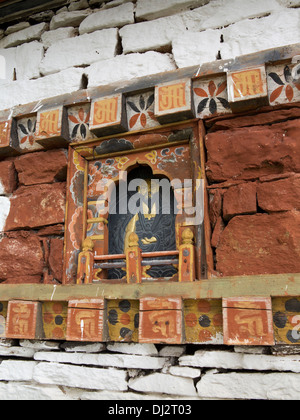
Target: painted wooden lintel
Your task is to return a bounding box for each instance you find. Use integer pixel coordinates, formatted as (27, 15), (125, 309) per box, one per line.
(0, 273), (299, 302)
(1, 43), (299, 120)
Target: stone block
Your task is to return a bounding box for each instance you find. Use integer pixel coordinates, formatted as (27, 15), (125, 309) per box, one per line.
(0, 233), (44, 277)
(0, 47), (17, 83)
(107, 342), (158, 356)
(154, 79), (194, 124)
(172, 29), (223, 69)
(196, 370), (300, 400)
(205, 119), (300, 183)
(6, 301), (44, 340)
(49, 10), (92, 30)
(257, 175), (300, 212)
(66, 299), (106, 342)
(61, 342), (106, 352)
(14, 149), (68, 186)
(35, 106), (70, 148)
(15, 41), (44, 80)
(68, 0), (89, 11)
(216, 212), (300, 276)
(221, 9), (300, 60)
(86, 52), (176, 88)
(180, 349), (300, 372)
(223, 297), (274, 346)
(41, 27), (77, 49)
(33, 362), (128, 391)
(227, 66), (269, 112)
(120, 15), (187, 54)
(0, 68), (84, 112)
(34, 351), (167, 370)
(19, 340), (61, 350)
(40, 28), (118, 76)
(90, 93), (127, 136)
(136, 0), (209, 21)
(79, 2), (134, 34)
(5, 183), (66, 230)
(222, 182), (257, 220)
(0, 23), (48, 48)
(0, 161), (17, 195)
(48, 238), (64, 282)
(139, 297), (183, 344)
(5, 22), (30, 36)
(129, 372), (197, 397)
(0, 381), (67, 400)
(168, 366), (201, 379)
(0, 360), (36, 381)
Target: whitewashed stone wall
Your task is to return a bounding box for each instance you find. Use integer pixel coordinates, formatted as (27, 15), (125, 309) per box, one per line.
(0, 339), (299, 400)
(0, 0), (299, 110)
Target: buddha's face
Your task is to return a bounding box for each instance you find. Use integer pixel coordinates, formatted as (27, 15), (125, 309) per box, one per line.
(138, 179), (159, 198)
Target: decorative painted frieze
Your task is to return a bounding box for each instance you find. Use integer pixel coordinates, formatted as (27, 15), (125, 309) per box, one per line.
(227, 66), (268, 112)
(35, 106), (70, 148)
(0, 296), (299, 344)
(223, 297), (275, 346)
(126, 90), (160, 131)
(6, 300), (44, 340)
(267, 63), (300, 106)
(66, 299), (107, 342)
(193, 75), (232, 118)
(154, 79), (194, 124)
(139, 297), (183, 344)
(90, 94), (127, 136)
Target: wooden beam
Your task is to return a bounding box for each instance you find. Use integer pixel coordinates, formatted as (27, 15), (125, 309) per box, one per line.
(0, 0), (69, 24)
(0, 273), (299, 302)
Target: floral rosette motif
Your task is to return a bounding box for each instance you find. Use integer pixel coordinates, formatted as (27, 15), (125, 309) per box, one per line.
(127, 93), (158, 129)
(68, 106), (92, 141)
(269, 65), (300, 103)
(194, 80), (231, 116)
(18, 118), (36, 146)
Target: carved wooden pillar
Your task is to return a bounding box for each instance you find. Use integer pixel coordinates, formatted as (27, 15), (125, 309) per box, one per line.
(179, 228), (195, 282)
(126, 233), (142, 284)
(76, 238), (95, 285)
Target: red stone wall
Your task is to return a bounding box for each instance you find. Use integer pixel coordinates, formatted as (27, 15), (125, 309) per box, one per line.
(0, 149), (67, 284)
(0, 104), (299, 285)
(205, 105), (300, 277)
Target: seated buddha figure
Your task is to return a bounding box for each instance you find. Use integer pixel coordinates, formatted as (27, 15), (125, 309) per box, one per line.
(108, 165), (178, 279)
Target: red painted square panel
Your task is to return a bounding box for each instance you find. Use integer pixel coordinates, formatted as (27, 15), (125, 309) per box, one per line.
(139, 297), (183, 344)
(6, 300), (43, 339)
(223, 297), (274, 346)
(66, 299), (105, 342)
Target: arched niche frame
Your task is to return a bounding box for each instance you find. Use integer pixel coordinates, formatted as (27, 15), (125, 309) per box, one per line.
(63, 120), (210, 285)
